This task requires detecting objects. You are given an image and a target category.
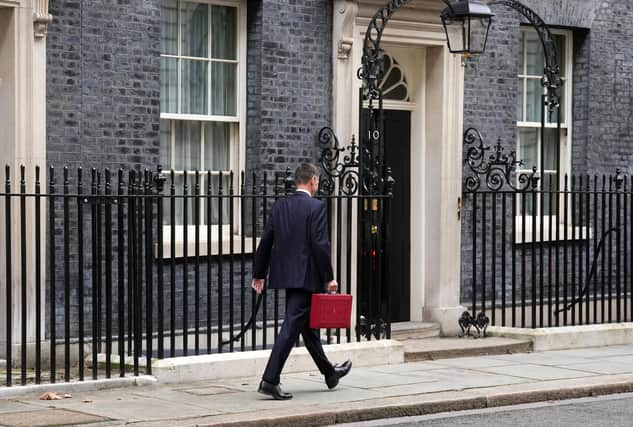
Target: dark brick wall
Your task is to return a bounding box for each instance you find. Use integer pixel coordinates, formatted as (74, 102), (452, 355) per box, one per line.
(47, 0), (161, 171)
(46, 0), (162, 339)
(580, 0), (633, 175)
(460, 0), (633, 304)
(462, 10), (520, 156)
(246, 0), (333, 177)
(44, 0), (333, 338)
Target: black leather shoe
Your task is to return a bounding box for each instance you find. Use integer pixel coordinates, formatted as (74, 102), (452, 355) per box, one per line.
(258, 380), (293, 400)
(325, 359), (352, 389)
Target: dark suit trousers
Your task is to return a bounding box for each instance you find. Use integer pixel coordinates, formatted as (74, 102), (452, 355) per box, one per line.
(262, 289), (335, 385)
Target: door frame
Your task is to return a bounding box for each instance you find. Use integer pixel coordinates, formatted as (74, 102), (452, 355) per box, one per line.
(332, 7), (466, 334)
(363, 44), (426, 323)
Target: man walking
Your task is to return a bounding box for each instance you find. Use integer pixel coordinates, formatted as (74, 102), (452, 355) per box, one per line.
(252, 163), (352, 400)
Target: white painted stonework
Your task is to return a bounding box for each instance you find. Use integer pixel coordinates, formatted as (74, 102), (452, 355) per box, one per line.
(332, 1), (465, 335)
(152, 339), (404, 383)
(0, 0), (50, 350)
(488, 324), (633, 352)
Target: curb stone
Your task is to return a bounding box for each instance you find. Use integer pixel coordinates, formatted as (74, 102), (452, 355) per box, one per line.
(183, 377), (633, 426)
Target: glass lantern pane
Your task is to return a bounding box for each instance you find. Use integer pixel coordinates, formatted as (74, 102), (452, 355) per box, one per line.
(468, 17), (490, 54)
(160, 57), (178, 113)
(161, 0), (178, 55)
(181, 59), (208, 114)
(212, 6), (237, 60)
(443, 18), (466, 53)
(181, 2), (209, 58)
(211, 63), (237, 116)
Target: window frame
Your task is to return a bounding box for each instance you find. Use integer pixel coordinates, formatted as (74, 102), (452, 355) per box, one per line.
(516, 25), (574, 182)
(159, 0), (247, 246)
(514, 27), (575, 241)
(516, 27), (573, 183)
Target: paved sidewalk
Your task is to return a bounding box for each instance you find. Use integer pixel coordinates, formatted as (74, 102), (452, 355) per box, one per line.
(2, 344), (633, 426)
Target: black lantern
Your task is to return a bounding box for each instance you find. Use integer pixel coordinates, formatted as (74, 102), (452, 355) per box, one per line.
(441, 0), (494, 55)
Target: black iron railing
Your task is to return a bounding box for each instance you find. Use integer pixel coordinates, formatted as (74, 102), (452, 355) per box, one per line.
(0, 163), (392, 387)
(462, 138), (632, 329)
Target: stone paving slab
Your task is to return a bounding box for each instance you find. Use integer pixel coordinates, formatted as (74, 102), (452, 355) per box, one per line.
(419, 367), (531, 388)
(424, 355), (521, 369)
(544, 344), (633, 358)
(3, 345), (633, 426)
(364, 361), (446, 374)
(560, 360), (633, 375)
(479, 363), (596, 381)
(0, 408), (109, 426)
(177, 385), (242, 396)
(0, 399), (44, 414)
(600, 354), (633, 364)
(126, 374), (633, 426)
(15, 388), (224, 423)
(485, 351), (594, 365)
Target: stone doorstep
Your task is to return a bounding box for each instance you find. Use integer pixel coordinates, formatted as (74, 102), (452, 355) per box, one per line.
(488, 323), (633, 352)
(391, 322), (441, 341)
(152, 340), (405, 384)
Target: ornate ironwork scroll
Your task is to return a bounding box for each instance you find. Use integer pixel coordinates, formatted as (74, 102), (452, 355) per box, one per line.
(463, 128), (538, 193)
(357, 0), (412, 109)
(317, 127), (360, 196)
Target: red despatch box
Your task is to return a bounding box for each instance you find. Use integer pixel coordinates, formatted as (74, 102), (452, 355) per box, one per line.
(309, 293), (353, 329)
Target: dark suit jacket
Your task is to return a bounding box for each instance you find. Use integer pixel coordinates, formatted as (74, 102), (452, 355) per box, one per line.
(253, 190), (334, 292)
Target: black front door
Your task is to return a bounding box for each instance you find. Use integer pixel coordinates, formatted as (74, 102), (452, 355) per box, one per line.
(383, 110), (411, 322)
(360, 109), (412, 323)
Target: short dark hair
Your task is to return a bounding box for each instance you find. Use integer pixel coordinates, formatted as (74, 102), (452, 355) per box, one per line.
(294, 163), (320, 185)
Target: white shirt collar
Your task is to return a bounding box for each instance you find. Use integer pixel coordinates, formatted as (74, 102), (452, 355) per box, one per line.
(296, 188), (312, 197)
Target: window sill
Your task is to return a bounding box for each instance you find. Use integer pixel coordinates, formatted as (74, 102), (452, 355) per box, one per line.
(514, 225), (592, 244)
(156, 225), (259, 259)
